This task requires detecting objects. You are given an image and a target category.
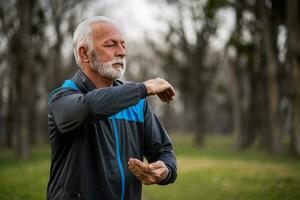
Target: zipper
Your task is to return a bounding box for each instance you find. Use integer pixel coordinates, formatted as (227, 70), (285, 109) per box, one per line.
(111, 118), (125, 200)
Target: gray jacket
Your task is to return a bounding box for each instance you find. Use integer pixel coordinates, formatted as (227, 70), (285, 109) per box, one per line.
(47, 70), (177, 200)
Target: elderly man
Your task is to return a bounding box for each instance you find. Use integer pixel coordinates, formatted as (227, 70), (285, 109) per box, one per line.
(47, 16), (177, 200)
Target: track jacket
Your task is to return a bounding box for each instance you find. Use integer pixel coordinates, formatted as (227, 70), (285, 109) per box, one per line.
(47, 70), (177, 200)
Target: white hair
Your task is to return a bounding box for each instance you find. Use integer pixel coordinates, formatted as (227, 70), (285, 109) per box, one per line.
(72, 16), (116, 68)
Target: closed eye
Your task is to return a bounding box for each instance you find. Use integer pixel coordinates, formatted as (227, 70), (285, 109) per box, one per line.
(103, 40), (125, 49)
(104, 43), (115, 47)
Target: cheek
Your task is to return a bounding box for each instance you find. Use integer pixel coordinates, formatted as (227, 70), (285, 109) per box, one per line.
(97, 49), (115, 63)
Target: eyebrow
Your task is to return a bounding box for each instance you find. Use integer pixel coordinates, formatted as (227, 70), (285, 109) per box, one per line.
(103, 39), (125, 44)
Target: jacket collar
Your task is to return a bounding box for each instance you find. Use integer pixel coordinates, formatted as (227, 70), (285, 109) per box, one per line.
(72, 70), (123, 93)
(72, 70), (96, 93)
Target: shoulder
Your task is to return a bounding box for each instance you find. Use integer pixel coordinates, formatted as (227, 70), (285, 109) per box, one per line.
(48, 80), (81, 102)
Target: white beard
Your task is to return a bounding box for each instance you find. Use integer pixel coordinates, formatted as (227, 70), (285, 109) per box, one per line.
(90, 50), (126, 81)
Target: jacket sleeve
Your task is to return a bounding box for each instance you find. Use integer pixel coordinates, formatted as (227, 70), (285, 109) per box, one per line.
(48, 83), (147, 134)
(143, 101), (177, 185)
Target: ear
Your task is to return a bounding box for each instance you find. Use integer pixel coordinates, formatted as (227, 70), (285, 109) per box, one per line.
(78, 46), (90, 64)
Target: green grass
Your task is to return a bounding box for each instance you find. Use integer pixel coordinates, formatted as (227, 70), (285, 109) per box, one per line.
(0, 135), (300, 200)
(143, 134), (300, 200)
(0, 146), (50, 200)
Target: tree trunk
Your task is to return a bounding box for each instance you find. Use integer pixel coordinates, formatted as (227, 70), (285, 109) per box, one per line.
(5, 84), (15, 148)
(257, 62), (272, 151)
(13, 0), (33, 159)
(228, 58), (243, 149)
(245, 66), (258, 148)
(16, 102), (30, 158)
(28, 69), (39, 145)
(0, 83), (4, 147)
(229, 2), (243, 150)
(286, 0), (300, 155)
(248, 41), (270, 150)
(259, 0), (282, 154)
(194, 101), (206, 147)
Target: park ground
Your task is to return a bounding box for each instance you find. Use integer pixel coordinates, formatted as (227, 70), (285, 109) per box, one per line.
(0, 134), (300, 200)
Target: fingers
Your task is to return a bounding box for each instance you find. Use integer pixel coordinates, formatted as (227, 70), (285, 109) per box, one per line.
(128, 158), (155, 185)
(165, 88), (175, 101)
(157, 87), (175, 103)
(148, 160), (165, 170)
(165, 84), (176, 97)
(158, 92), (170, 103)
(158, 80), (175, 103)
(148, 161), (169, 179)
(128, 164), (150, 183)
(128, 158), (149, 172)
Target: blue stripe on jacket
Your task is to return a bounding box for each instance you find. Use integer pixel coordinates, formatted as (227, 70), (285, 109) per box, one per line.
(48, 80), (79, 99)
(109, 99), (145, 122)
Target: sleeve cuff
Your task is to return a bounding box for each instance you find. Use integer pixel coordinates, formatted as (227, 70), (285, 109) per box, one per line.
(137, 83), (147, 99)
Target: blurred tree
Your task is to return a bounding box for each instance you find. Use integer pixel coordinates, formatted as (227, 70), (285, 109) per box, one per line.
(227, 0), (272, 150)
(227, 1), (251, 150)
(150, 0), (225, 146)
(152, 0), (299, 154)
(45, 0), (87, 92)
(2, 0), (38, 158)
(286, 0), (300, 155)
(0, 0), (89, 158)
(0, 0), (57, 157)
(259, 0), (282, 153)
(0, 0), (18, 148)
(227, 0), (300, 154)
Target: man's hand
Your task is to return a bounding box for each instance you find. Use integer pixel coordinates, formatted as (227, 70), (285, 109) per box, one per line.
(143, 78), (175, 103)
(128, 158), (169, 185)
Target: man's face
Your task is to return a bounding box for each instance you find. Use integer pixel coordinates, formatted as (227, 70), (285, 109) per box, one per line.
(89, 22), (126, 80)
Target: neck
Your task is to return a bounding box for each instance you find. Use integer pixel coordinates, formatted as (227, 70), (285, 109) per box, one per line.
(83, 66), (113, 88)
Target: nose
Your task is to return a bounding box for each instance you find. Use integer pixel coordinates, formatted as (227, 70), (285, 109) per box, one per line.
(115, 43), (126, 58)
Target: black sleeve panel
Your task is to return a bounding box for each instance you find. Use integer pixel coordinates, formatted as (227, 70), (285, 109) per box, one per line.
(48, 83), (147, 134)
(143, 101), (177, 185)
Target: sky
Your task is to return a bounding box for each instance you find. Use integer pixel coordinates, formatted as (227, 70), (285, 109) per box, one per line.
(87, 0), (235, 49)
(87, 0), (162, 40)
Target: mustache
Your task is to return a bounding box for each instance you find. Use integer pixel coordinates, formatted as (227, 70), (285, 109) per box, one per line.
(108, 58), (126, 66)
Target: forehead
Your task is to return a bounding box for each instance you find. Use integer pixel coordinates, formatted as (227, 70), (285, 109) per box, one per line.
(91, 22), (124, 42)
